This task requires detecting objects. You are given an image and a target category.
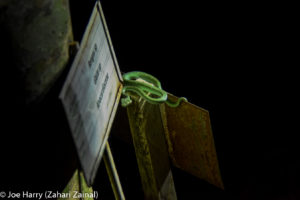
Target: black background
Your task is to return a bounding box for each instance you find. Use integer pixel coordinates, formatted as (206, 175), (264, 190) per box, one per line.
(0, 0), (297, 199)
(89, 1), (297, 199)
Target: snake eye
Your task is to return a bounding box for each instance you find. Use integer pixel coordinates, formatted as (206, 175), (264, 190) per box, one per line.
(130, 77), (138, 81)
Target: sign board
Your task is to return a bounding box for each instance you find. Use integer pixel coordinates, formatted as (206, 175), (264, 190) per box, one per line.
(60, 1), (123, 186)
(160, 94), (224, 189)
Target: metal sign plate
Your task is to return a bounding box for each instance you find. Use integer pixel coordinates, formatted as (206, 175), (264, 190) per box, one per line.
(160, 94), (224, 189)
(59, 1), (122, 186)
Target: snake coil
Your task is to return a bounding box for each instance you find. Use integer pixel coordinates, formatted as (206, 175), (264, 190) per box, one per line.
(121, 71), (187, 107)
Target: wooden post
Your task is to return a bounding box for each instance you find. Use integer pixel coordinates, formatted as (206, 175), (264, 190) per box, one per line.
(59, 170), (94, 200)
(127, 96), (177, 200)
(103, 142), (126, 200)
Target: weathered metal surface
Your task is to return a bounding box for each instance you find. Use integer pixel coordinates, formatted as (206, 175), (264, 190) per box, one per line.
(127, 95), (177, 200)
(160, 93), (224, 189)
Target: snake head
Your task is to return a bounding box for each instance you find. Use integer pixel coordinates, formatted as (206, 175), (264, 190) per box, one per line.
(121, 96), (132, 107)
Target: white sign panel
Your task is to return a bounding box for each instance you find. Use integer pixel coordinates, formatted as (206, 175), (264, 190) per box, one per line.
(59, 2), (123, 186)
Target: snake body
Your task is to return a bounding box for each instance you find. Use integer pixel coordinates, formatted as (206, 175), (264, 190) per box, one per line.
(121, 71), (187, 107)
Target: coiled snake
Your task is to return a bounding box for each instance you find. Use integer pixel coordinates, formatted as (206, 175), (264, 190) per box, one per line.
(121, 71), (187, 107)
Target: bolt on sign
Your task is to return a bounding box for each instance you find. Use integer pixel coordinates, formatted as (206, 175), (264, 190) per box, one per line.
(60, 1), (122, 186)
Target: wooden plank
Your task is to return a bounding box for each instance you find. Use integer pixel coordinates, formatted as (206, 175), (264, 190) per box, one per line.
(160, 93), (224, 189)
(127, 96), (177, 200)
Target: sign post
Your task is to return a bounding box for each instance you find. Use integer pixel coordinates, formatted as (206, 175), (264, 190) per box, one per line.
(126, 95), (178, 199)
(60, 1), (223, 199)
(60, 1), (122, 187)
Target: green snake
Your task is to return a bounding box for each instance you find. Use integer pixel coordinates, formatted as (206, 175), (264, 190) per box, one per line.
(121, 71), (187, 107)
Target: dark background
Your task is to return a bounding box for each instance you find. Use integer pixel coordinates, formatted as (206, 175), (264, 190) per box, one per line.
(88, 1), (297, 199)
(0, 0), (297, 199)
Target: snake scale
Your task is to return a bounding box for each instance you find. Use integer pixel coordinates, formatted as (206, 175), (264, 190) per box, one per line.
(121, 71), (187, 107)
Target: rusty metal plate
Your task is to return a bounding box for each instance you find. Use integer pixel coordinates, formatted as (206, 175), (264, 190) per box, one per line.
(160, 94), (224, 189)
